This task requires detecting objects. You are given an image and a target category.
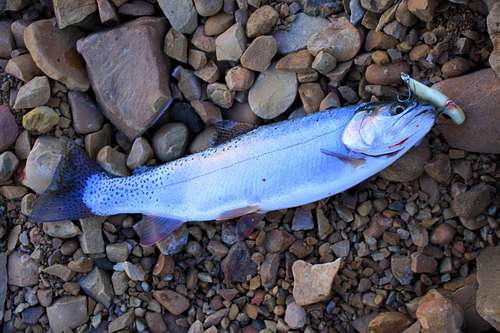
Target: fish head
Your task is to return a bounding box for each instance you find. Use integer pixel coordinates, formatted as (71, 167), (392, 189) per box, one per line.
(343, 102), (436, 156)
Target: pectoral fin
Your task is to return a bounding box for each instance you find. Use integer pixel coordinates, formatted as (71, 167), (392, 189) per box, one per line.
(209, 120), (257, 146)
(321, 149), (367, 167)
(134, 216), (185, 246)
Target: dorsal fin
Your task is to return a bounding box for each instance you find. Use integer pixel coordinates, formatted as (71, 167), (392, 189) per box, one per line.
(209, 120), (257, 147)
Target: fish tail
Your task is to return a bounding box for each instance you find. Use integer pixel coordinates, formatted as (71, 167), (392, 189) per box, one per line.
(30, 139), (105, 222)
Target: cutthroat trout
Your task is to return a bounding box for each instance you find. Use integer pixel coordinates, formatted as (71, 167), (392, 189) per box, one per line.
(31, 78), (464, 246)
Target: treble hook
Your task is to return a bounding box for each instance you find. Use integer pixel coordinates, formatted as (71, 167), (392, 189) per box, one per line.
(397, 73), (416, 105)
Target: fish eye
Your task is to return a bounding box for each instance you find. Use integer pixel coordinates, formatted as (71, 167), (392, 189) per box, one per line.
(392, 105), (405, 115)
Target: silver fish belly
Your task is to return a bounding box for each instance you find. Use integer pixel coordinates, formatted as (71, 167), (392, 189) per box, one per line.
(83, 105), (433, 222)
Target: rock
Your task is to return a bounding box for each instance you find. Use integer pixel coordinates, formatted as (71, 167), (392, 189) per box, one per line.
(477, 246), (500, 330)
(380, 140), (430, 182)
(410, 252), (437, 273)
(194, 0), (223, 16)
(207, 82), (234, 108)
(215, 23), (246, 61)
(127, 137), (153, 169)
(174, 66), (202, 100)
(0, 253), (6, 321)
(47, 296), (88, 333)
(248, 65), (297, 119)
(191, 25), (216, 53)
(8, 251), (39, 286)
(21, 306), (44, 325)
(285, 302), (306, 329)
(23, 136), (65, 193)
(442, 57), (472, 79)
(68, 91), (104, 135)
(107, 310), (134, 332)
(424, 154), (451, 183)
(119, 261), (145, 281)
(0, 106), (18, 153)
(153, 289), (190, 315)
(188, 49), (207, 70)
(365, 30), (398, 51)
(391, 255), (413, 285)
(85, 123), (113, 159)
(158, 0), (197, 34)
(434, 69), (500, 154)
(430, 224), (455, 245)
(171, 102), (204, 132)
(22, 106), (59, 134)
(53, 0), (97, 29)
(79, 217), (105, 254)
(191, 100), (222, 124)
(246, 5), (278, 38)
(407, 0), (438, 22)
(265, 229), (295, 253)
(300, 0), (343, 16)
(452, 184), (491, 219)
(152, 123), (189, 162)
(299, 82), (324, 113)
(194, 60), (220, 83)
(14, 130), (31, 160)
(14, 76), (50, 109)
(111, 271), (128, 295)
(43, 264), (74, 281)
(396, 0), (418, 26)
(79, 267), (114, 307)
(273, 13), (330, 54)
(156, 224), (189, 255)
(292, 259), (342, 306)
(368, 312), (412, 333)
(0, 151), (18, 183)
(77, 17), (171, 139)
(0, 21), (14, 59)
(416, 289), (464, 332)
(488, 4), (500, 78)
(164, 29), (188, 64)
(106, 242), (130, 263)
(43, 221), (81, 238)
(118, 1), (155, 16)
(240, 35), (277, 72)
(276, 50), (314, 74)
(332, 240), (350, 257)
(221, 242), (257, 282)
(205, 12), (234, 36)
(292, 207), (314, 231)
(365, 62), (410, 86)
(260, 253), (280, 289)
(24, 19), (89, 91)
(96, 0), (119, 24)
(320, 91), (341, 110)
(97, 146), (129, 177)
(225, 66), (255, 91)
(5, 53), (42, 82)
(312, 50), (337, 75)
(307, 18), (361, 61)
(146, 312), (168, 333)
(360, 0), (393, 13)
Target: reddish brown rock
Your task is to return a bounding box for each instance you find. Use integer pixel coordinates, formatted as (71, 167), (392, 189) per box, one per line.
(365, 30), (398, 51)
(5, 52), (42, 82)
(368, 312), (413, 333)
(77, 17), (171, 139)
(407, 0), (439, 22)
(246, 5), (278, 38)
(240, 35), (277, 72)
(24, 19), (89, 91)
(153, 289), (190, 315)
(221, 242), (257, 282)
(416, 289), (464, 332)
(299, 82), (324, 113)
(276, 50), (314, 74)
(476, 246), (500, 330)
(0, 106), (18, 153)
(365, 62), (410, 86)
(225, 66), (255, 91)
(442, 57), (472, 79)
(434, 69), (500, 153)
(205, 12), (234, 36)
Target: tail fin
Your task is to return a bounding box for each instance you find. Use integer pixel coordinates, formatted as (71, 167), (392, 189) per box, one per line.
(30, 139), (105, 222)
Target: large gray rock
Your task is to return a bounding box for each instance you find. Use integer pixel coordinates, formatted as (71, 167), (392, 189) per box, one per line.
(158, 0), (197, 34)
(80, 267), (114, 307)
(77, 17), (171, 139)
(47, 296), (88, 333)
(8, 251), (39, 287)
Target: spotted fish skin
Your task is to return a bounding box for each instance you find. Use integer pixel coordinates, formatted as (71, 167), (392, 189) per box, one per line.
(82, 105), (434, 222)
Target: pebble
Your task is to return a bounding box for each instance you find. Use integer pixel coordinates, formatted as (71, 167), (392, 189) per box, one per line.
(365, 30), (398, 51)
(442, 57), (471, 78)
(332, 240), (350, 257)
(109, 310), (135, 332)
(174, 67), (202, 100)
(320, 91), (341, 110)
(292, 259), (342, 306)
(79, 217), (105, 254)
(260, 253), (280, 289)
(68, 91), (104, 134)
(380, 140), (430, 182)
(191, 25), (216, 53)
(215, 23), (246, 61)
(265, 229), (295, 253)
(205, 12), (234, 36)
(246, 5), (278, 37)
(312, 50), (337, 74)
(207, 82), (234, 108)
(118, 0), (155, 16)
(22, 106), (60, 134)
(360, 0), (393, 13)
(127, 137), (153, 170)
(53, 0), (97, 28)
(120, 261), (146, 281)
(411, 252), (437, 273)
(292, 207), (314, 231)
(164, 28), (188, 63)
(44, 264), (74, 281)
(0, 21), (14, 58)
(430, 224), (455, 245)
(194, 60), (220, 83)
(188, 49), (207, 70)
(85, 123), (113, 159)
(8, 251), (39, 287)
(368, 312), (412, 333)
(79, 267), (114, 307)
(194, 0), (223, 16)
(96, 0), (119, 24)
(273, 13), (330, 54)
(424, 154), (451, 183)
(152, 123), (189, 162)
(365, 62), (410, 85)
(13, 76), (50, 109)
(407, 0), (438, 22)
(21, 306), (44, 325)
(5, 53), (42, 82)
(106, 242), (130, 262)
(225, 66), (255, 91)
(396, 0), (418, 26)
(111, 271), (128, 295)
(284, 302), (306, 329)
(239, 35), (277, 73)
(146, 312), (168, 333)
(157, 0), (197, 34)
(307, 17), (361, 61)
(276, 50), (313, 74)
(24, 19), (89, 91)
(0, 106), (18, 153)
(452, 184), (491, 220)
(221, 242), (257, 282)
(248, 65), (297, 119)
(416, 289), (464, 332)
(77, 17), (170, 139)
(476, 246), (500, 330)
(0, 151), (18, 183)
(391, 255), (413, 285)
(42, 221), (81, 238)
(153, 289), (190, 315)
(191, 100), (222, 125)
(46, 296), (88, 333)
(97, 146), (129, 177)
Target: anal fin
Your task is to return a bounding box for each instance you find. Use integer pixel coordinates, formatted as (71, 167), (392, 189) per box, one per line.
(134, 216), (185, 246)
(216, 205), (261, 221)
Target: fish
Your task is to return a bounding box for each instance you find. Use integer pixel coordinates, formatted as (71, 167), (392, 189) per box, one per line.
(31, 76), (464, 246)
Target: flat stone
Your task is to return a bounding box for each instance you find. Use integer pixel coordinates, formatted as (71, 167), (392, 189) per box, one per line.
(0, 151), (18, 183)
(246, 5), (278, 38)
(221, 242), (257, 282)
(416, 289), (464, 332)
(205, 12), (234, 36)
(307, 17), (362, 61)
(127, 137), (153, 169)
(68, 91), (105, 134)
(43, 221), (81, 238)
(434, 69), (500, 154)
(158, 0), (197, 34)
(276, 50), (314, 74)
(284, 302), (306, 329)
(109, 310), (135, 332)
(0, 106), (18, 153)
(273, 13), (330, 54)
(332, 240), (350, 258)
(46, 296), (88, 333)
(79, 217), (105, 254)
(292, 259), (342, 306)
(77, 17), (171, 139)
(53, 0), (97, 29)
(14, 76), (50, 109)
(146, 312), (168, 333)
(23, 136), (65, 193)
(22, 106), (60, 134)
(240, 35), (277, 72)
(248, 64), (297, 119)
(111, 271), (128, 295)
(97, 146), (129, 177)
(292, 207), (314, 231)
(368, 312), (412, 333)
(21, 306), (44, 325)
(410, 252), (437, 273)
(260, 253), (280, 289)
(215, 23), (246, 62)
(119, 261), (145, 281)
(476, 246), (500, 330)
(24, 19), (89, 91)
(43, 264), (74, 281)
(5, 53), (42, 82)
(8, 251), (39, 286)
(79, 267), (114, 307)
(152, 123), (189, 162)
(164, 28), (188, 63)
(0, 20), (14, 59)
(225, 66), (255, 91)
(452, 184), (491, 219)
(153, 289), (190, 315)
